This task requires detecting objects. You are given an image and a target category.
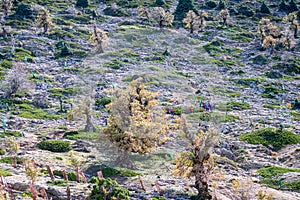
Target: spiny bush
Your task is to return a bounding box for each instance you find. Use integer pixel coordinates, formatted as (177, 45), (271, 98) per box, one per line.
(37, 140), (72, 152)
(239, 128), (300, 151)
(89, 177), (130, 200)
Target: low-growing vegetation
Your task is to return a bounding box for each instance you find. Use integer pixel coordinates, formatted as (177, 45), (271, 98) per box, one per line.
(240, 128), (300, 151)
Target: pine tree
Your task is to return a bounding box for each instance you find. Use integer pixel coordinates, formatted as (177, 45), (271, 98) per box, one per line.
(174, 0), (197, 22)
(36, 7), (53, 33)
(217, 0), (226, 10)
(289, 0), (299, 12)
(102, 78), (168, 166)
(154, 0), (166, 7)
(279, 0), (290, 12)
(88, 22), (107, 53)
(260, 1), (271, 14)
(76, 0), (89, 8)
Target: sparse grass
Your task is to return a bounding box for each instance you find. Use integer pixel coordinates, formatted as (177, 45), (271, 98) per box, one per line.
(101, 167), (140, 177)
(0, 131), (22, 138)
(66, 131), (99, 141)
(16, 103), (61, 120)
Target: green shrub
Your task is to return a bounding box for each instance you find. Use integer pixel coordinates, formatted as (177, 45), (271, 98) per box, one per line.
(206, 1), (217, 9)
(257, 166), (300, 178)
(0, 131), (22, 138)
(253, 54), (268, 65)
(47, 180), (68, 186)
(89, 177), (130, 200)
(0, 60), (12, 69)
(103, 6), (130, 17)
(37, 140), (72, 152)
(260, 178), (300, 192)
(238, 6), (254, 17)
(0, 169), (12, 176)
(153, 0), (166, 7)
(0, 147), (5, 155)
(63, 131), (79, 138)
(53, 170), (78, 181)
(76, 0), (89, 8)
(95, 97), (111, 108)
(239, 128), (300, 151)
(217, 0), (226, 10)
(174, 0), (197, 22)
(15, 3), (36, 20)
(260, 2), (271, 14)
(0, 156), (22, 164)
(101, 167), (139, 177)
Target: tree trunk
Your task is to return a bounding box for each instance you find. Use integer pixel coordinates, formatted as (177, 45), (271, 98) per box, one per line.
(44, 24), (48, 34)
(195, 172), (212, 200)
(75, 166), (80, 183)
(13, 155), (17, 168)
(223, 18), (227, 25)
(294, 27), (298, 38)
(96, 43), (104, 53)
(85, 112), (95, 132)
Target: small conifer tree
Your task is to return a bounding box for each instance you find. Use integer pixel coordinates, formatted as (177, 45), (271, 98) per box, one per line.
(289, 0), (299, 13)
(260, 1), (271, 14)
(174, 0), (197, 22)
(217, 0), (226, 10)
(76, 0), (89, 8)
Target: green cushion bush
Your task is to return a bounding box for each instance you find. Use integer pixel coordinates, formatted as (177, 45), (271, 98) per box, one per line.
(89, 177), (130, 200)
(239, 128), (300, 151)
(37, 140), (72, 152)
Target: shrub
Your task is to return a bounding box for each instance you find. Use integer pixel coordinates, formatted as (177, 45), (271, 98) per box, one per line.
(0, 147), (6, 155)
(238, 6), (254, 17)
(63, 131), (79, 138)
(257, 166), (300, 178)
(253, 54), (268, 65)
(89, 177), (130, 200)
(0, 131), (22, 138)
(15, 3), (36, 20)
(101, 167), (139, 177)
(37, 140), (72, 152)
(0, 169), (12, 176)
(260, 2), (271, 14)
(103, 6), (130, 17)
(239, 128), (300, 151)
(153, 0), (166, 7)
(95, 97), (111, 108)
(0, 60), (12, 69)
(76, 0), (89, 8)
(174, 0), (197, 22)
(217, 0), (226, 10)
(47, 180), (68, 186)
(0, 156), (22, 164)
(206, 1), (217, 9)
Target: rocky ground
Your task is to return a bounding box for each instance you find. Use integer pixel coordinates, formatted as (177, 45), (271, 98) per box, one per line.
(0, 0), (300, 199)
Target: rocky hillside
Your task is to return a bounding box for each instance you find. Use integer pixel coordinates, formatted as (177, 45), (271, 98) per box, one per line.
(0, 0), (300, 199)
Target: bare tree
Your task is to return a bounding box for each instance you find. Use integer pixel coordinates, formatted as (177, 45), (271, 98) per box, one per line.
(88, 22), (107, 53)
(36, 7), (54, 34)
(173, 117), (217, 200)
(216, 9), (230, 25)
(183, 10), (208, 33)
(151, 7), (174, 28)
(283, 12), (299, 38)
(1, 64), (33, 98)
